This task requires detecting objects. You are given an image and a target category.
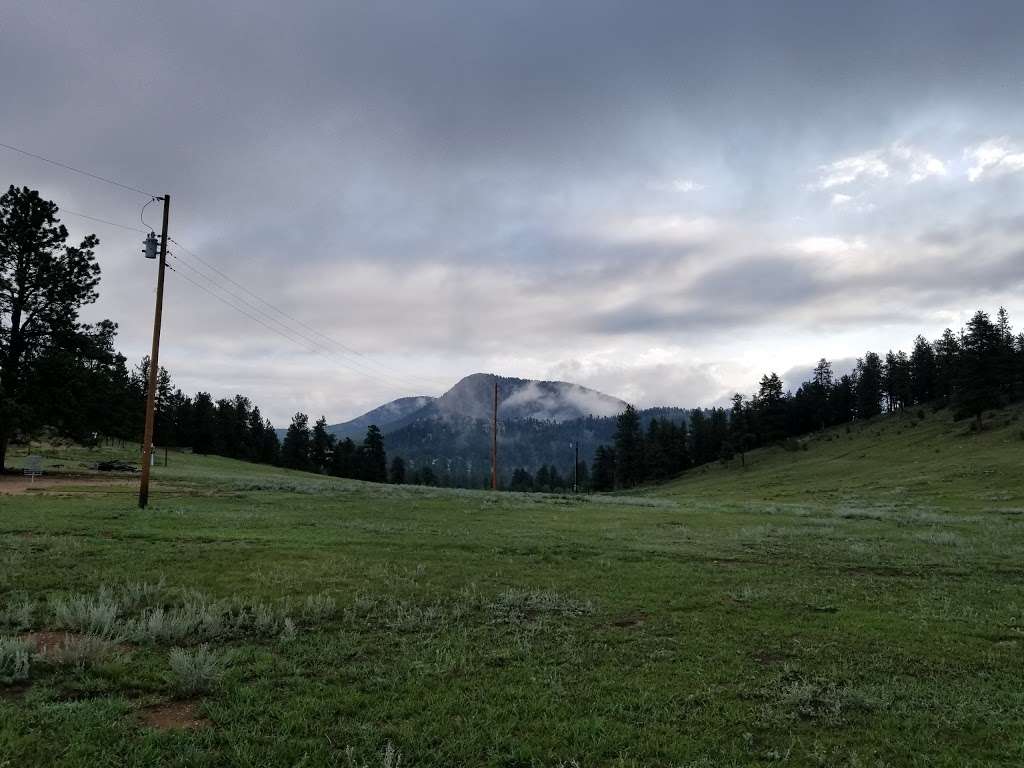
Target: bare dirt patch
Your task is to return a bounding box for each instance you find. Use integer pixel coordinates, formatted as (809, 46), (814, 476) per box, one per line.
(0, 475), (131, 496)
(23, 631), (73, 655)
(0, 684), (31, 702)
(22, 631), (132, 657)
(752, 650), (788, 666)
(140, 700), (211, 731)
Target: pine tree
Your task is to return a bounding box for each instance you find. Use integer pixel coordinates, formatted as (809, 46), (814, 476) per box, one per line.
(910, 335), (936, 405)
(535, 464), (551, 491)
(389, 456), (406, 484)
(259, 419), (280, 465)
(358, 424), (387, 482)
(855, 352), (884, 419)
(591, 445), (616, 491)
(756, 373), (787, 443)
(613, 405), (644, 488)
(281, 412), (313, 471)
(809, 359), (833, 430)
(882, 350), (911, 412)
(954, 310), (1004, 427)
(329, 437), (357, 478)
(0, 185), (103, 468)
(509, 467), (534, 491)
(574, 459), (589, 492)
(246, 406), (266, 461)
(831, 374), (855, 424)
(933, 329), (961, 404)
(310, 416), (334, 473)
(191, 392), (217, 454)
(729, 394), (754, 466)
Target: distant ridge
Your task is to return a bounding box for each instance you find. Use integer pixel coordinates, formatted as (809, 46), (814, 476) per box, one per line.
(325, 395), (435, 440)
(298, 373), (687, 479)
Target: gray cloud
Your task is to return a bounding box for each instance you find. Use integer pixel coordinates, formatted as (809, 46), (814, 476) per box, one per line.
(3, 1), (1024, 422)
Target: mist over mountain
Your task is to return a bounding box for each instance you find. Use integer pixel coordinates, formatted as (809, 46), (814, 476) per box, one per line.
(325, 396), (436, 440)
(322, 373), (684, 482)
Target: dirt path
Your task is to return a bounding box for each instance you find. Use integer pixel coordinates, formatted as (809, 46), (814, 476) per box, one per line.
(0, 475), (133, 495)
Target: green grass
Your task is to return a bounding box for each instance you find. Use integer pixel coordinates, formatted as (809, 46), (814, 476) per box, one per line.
(1, 406), (1023, 766)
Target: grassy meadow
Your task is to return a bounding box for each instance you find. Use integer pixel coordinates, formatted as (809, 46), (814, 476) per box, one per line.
(1, 406), (1023, 767)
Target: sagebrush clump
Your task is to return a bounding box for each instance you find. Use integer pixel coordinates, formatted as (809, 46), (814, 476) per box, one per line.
(0, 636), (32, 683)
(168, 644), (226, 695)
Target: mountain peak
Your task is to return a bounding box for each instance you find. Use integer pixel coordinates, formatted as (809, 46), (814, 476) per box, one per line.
(439, 372), (626, 423)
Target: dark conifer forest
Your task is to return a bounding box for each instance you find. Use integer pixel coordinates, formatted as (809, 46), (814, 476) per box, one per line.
(3, 186), (1023, 489)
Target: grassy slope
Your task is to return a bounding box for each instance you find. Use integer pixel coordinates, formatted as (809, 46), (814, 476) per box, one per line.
(652, 404), (1024, 510)
(0, 409), (1022, 767)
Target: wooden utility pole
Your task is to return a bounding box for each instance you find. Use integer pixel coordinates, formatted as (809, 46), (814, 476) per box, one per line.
(573, 439), (579, 493)
(138, 194), (170, 509)
(491, 380), (498, 490)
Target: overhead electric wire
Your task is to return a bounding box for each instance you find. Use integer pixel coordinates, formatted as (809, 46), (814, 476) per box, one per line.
(140, 196), (160, 231)
(34, 198), (440, 392)
(169, 238), (447, 391)
(60, 208), (148, 234)
(0, 140), (157, 198)
(167, 264), (323, 355)
(167, 252), (423, 390)
(1, 136), (447, 391)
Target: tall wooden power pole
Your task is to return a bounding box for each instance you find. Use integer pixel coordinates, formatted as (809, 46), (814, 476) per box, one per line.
(138, 194), (170, 509)
(574, 439), (579, 493)
(491, 380), (498, 490)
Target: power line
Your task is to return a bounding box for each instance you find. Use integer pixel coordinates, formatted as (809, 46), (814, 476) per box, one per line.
(0, 140), (157, 198)
(167, 264), (322, 355)
(23, 177), (446, 391)
(167, 253), (422, 390)
(60, 208), (148, 234)
(168, 238), (447, 390)
(41, 199), (443, 392)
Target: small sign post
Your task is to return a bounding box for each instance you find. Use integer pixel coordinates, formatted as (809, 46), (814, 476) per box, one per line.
(24, 455), (43, 483)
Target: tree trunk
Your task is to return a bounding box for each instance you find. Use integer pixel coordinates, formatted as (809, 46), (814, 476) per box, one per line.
(0, 431), (8, 473)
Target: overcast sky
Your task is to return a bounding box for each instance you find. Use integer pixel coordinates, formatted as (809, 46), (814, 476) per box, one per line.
(4, 1), (1023, 425)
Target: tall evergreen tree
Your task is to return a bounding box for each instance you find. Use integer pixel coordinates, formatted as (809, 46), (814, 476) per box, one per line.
(329, 437), (357, 478)
(358, 424), (387, 482)
(191, 392), (217, 454)
(910, 335), (936, 405)
(613, 405), (644, 488)
(281, 412), (313, 471)
(855, 352), (884, 419)
(574, 459), (590, 492)
(259, 418), (281, 465)
(0, 186), (103, 469)
(756, 373), (787, 443)
(808, 359), (833, 430)
(831, 374), (855, 424)
(509, 467), (534, 492)
(246, 406), (266, 461)
(883, 350), (911, 412)
(591, 445), (616, 491)
(730, 394), (754, 466)
(389, 455), (406, 484)
(933, 328), (961, 404)
(954, 310), (1004, 427)
(309, 415), (334, 473)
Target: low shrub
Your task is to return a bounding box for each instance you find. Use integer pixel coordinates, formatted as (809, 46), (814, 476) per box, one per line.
(43, 634), (117, 668)
(50, 592), (121, 639)
(0, 636), (32, 684)
(167, 645), (226, 695)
